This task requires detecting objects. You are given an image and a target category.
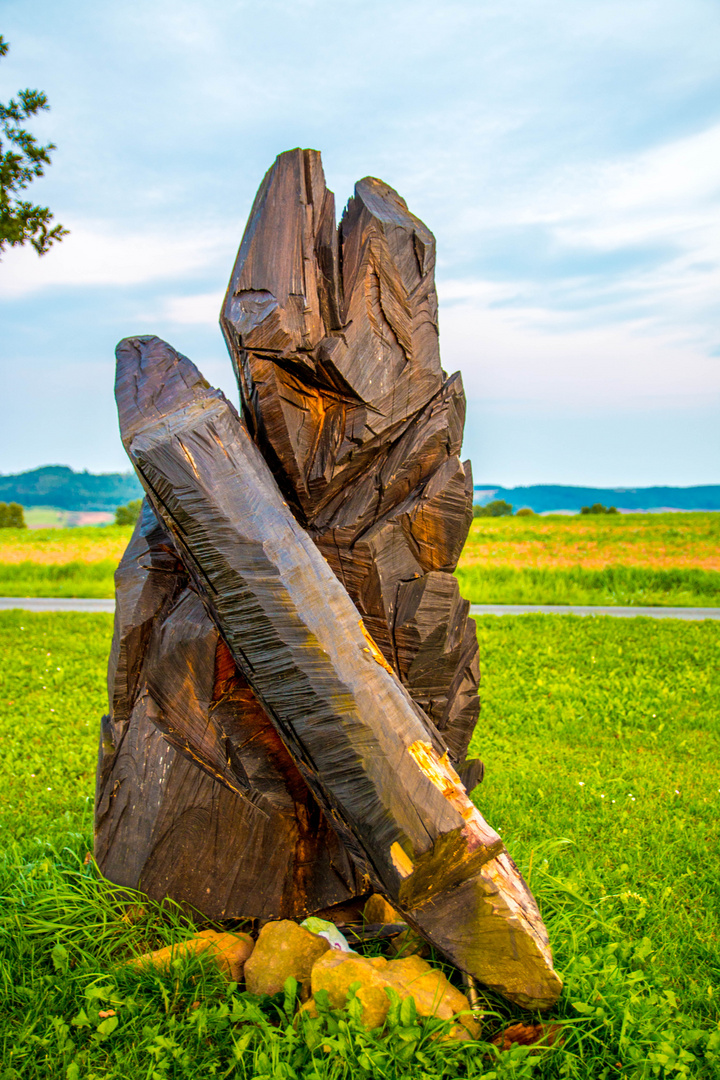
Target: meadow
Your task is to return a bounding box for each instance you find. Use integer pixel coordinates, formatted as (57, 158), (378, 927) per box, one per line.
(458, 514), (720, 606)
(1, 514), (718, 606)
(0, 526), (130, 598)
(1, 609), (718, 1077)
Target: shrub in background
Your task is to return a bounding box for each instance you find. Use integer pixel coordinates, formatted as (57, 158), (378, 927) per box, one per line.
(0, 502), (26, 528)
(515, 507), (535, 517)
(581, 503), (619, 515)
(115, 498), (143, 526)
(473, 499), (514, 518)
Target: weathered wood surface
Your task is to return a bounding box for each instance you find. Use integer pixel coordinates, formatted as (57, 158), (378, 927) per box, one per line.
(111, 334), (561, 1008)
(221, 149), (480, 783)
(96, 498), (365, 919)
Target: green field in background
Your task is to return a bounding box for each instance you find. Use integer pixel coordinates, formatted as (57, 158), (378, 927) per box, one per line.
(456, 564), (720, 607)
(0, 524), (131, 563)
(0, 560), (118, 597)
(2, 560), (719, 606)
(1, 514), (719, 607)
(460, 512), (720, 570)
(22, 507), (69, 528)
(2, 513), (719, 605)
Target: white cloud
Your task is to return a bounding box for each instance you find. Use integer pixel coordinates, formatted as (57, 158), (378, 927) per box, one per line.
(439, 293), (720, 409)
(435, 121), (720, 368)
(0, 222), (232, 298)
(160, 291), (225, 326)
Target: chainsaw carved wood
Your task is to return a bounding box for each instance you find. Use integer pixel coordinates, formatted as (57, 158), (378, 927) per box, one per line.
(96, 149), (562, 1009)
(107, 334), (561, 1009)
(95, 499), (365, 919)
(220, 149), (480, 782)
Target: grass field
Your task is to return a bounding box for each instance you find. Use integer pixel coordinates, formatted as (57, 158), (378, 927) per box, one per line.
(1, 610), (719, 1077)
(22, 508), (68, 529)
(0, 525), (131, 598)
(0, 525), (131, 565)
(2, 514), (719, 606)
(456, 565), (720, 607)
(457, 514), (720, 607)
(1, 515), (719, 606)
(0, 560), (120, 598)
(461, 514), (720, 571)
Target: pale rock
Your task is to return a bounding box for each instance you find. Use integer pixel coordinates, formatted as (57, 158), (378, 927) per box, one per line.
(363, 894), (404, 925)
(129, 929), (254, 981)
(384, 954), (481, 1039)
(311, 950), (391, 1029)
(309, 949), (480, 1038)
(244, 919), (330, 996)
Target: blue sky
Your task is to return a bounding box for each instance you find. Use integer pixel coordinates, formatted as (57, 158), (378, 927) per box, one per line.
(1, 0), (719, 486)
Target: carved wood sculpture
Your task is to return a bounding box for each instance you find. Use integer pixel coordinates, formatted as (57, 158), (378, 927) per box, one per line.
(95, 149), (562, 1009)
(220, 149), (481, 782)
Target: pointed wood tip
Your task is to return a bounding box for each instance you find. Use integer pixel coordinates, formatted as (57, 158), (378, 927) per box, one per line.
(115, 336), (220, 450)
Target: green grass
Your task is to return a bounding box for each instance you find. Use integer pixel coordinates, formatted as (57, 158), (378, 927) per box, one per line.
(2, 516), (720, 606)
(0, 561), (118, 598)
(469, 614), (720, 1024)
(0, 526), (131, 598)
(1, 611), (719, 1077)
(21, 507), (69, 529)
(0, 612), (113, 839)
(459, 513), (720, 571)
(0, 525), (131, 562)
(456, 565), (720, 607)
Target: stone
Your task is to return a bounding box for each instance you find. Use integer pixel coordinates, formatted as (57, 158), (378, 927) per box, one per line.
(363, 895), (403, 925)
(493, 1022), (564, 1052)
(309, 949), (480, 1037)
(113, 334), (562, 1010)
(244, 920), (330, 996)
(384, 954), (480, 1039)
(129, 929), (254, 981)
(311, 950), (392, 1030)
(100, 147), (564, 1013)
(298, 997), (319, 1019)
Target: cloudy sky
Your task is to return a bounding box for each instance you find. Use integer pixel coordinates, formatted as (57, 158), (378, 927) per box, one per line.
(1, 0), (719, 486)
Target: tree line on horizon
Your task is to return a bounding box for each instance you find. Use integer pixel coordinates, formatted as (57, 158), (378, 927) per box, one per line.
(473, 483), (720, 514)
(1, 466), (718, 517)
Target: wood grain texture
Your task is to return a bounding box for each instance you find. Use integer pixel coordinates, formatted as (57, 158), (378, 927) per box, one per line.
(221, 149), (480, 782)
(95, 150), (563, 1007)
(96, 498), (364, 919)
(109, 334), (561, 1008)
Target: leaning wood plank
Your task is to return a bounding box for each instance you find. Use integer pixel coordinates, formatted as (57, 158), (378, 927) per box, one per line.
(96, 499), (363, 919)
(116, 334), (562, 1009)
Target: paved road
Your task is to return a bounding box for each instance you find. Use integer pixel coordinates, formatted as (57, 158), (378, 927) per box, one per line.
(469, 604), (720, 620)
(1, 597), (719, 620)
(0, 597), (116, 613)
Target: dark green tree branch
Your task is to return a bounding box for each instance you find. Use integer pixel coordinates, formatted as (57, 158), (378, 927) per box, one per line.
(0, 35), (68, 257)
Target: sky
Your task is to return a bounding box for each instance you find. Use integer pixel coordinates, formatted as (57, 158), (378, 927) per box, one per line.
(1, 0), (719, 487)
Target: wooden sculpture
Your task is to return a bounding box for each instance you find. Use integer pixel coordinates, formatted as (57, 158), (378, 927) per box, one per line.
(220, 149), (480, 783)
(95, 150), (562, 1010)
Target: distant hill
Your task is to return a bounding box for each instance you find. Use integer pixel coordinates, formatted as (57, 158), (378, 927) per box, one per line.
(0, 465), (143, 512)
(3, 468), (718, 516)
(474, 484), (720, 513)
